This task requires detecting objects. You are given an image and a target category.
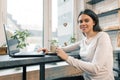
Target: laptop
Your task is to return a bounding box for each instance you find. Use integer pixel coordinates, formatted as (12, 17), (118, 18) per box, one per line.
(3, 24), (45, 58)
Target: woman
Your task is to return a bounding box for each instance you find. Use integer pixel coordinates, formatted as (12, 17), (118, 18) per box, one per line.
(38, 9), (114, 80)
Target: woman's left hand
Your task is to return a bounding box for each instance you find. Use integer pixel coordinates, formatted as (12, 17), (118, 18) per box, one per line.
(56, 47), (68, 60)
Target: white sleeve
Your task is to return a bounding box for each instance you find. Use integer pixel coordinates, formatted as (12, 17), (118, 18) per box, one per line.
(66, 33), (113, 74)
(62, 41), (80, 52)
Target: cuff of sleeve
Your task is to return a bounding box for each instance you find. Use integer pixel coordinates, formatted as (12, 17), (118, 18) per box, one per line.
(66, 56), (74, 63)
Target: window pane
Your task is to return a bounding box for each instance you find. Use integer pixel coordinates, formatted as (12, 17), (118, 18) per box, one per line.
(52, 0), (74, 47)
(7, 0), (43, 51)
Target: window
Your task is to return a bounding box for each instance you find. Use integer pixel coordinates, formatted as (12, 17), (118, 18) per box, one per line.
(7, 0), (43, 51)
(52, 0), (74, 47)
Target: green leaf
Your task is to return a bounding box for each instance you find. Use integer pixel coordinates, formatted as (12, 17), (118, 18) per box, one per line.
(11, 29), (30, 49)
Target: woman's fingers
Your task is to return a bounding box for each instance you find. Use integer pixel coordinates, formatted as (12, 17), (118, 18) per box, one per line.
(55, 47), (61, 53)
(55, 47), (68, 60)
(37, 48), (42, 52)
(42, 48), (46, 52)
(37, 48), (48, 53)
(56, 47), (64, 54)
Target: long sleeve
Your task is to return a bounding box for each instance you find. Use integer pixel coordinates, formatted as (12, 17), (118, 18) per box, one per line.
(62, 41), (80, 53)
(66, 32), (114, 80)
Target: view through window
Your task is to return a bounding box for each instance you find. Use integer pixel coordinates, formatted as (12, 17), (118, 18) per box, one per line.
(7, 0), (43, 51)
(52, 0), (74, 47)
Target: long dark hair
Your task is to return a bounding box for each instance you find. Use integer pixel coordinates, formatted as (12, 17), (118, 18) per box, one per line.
(78, 9), (102, 32)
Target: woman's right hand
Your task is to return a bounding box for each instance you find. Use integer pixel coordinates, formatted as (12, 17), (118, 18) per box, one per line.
(37, 48), (48, 53)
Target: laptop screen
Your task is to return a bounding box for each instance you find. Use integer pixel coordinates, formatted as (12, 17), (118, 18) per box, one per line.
(3, 24), (20, 54)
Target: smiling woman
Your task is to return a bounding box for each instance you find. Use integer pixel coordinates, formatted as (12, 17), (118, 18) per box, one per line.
(54, 9), (114, 80)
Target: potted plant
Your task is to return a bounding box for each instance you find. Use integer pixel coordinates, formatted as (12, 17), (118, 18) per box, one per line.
(68, 34), (76, 44)
(10, 29), (30, 70)
(49, 39), (58, 52)
(11, 30), (30, 49)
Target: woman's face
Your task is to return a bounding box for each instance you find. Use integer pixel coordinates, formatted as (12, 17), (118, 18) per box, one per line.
(78, 14), (95, 34)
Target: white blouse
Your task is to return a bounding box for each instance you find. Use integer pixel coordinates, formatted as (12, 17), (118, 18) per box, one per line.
(63, 32), (114, 80)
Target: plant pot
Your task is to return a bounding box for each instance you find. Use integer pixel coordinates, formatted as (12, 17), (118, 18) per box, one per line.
(50, 45), (57, 53)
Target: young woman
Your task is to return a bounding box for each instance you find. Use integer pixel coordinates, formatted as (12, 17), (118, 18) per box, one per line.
(38, 9), (114, 80)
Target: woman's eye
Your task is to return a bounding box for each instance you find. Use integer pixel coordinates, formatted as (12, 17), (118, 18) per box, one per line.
(80, 20), (82, 23)
(78, 20), (82, 24)
(85, 19), (89, 22)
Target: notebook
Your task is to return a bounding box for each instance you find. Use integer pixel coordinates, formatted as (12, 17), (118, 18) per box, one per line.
(3, 24), (45, 58)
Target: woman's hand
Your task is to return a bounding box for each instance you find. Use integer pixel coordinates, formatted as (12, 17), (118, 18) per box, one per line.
(37, 48), (48, 53)
(56, 47), (68, 60)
